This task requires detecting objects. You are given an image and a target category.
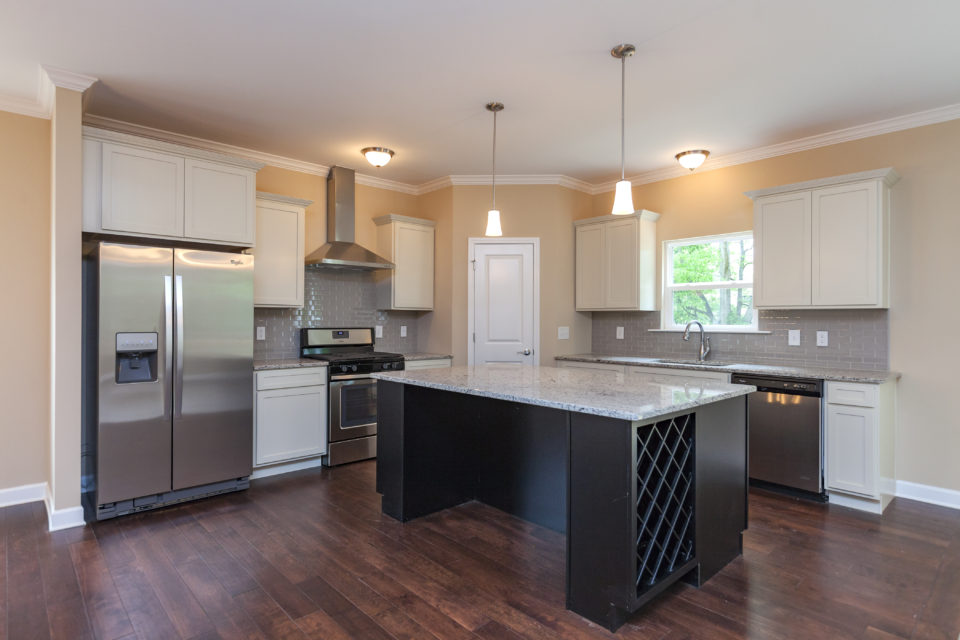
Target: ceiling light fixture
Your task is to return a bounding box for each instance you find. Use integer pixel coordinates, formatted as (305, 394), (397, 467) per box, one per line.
(361, 147), (394, 167)
(485, 102), (504, 237)
(675, 149), (710, 171)
(610, 43), (636, 215)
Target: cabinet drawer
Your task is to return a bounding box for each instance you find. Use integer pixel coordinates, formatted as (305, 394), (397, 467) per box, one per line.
(628, 366), (729, 383)
(404, 359), (452, 370)
(826, 381), (878, 408)
(256, 367), (327, 390)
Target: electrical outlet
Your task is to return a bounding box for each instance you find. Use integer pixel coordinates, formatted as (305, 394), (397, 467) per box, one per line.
(616, 326), (624, 340)
(816, 330), (829, 347)
(400, 325), (407, 338)
(557, 326), (570, 340)
(788, 330), (800, 346)
(256, 326), (266, 341)
(375, 325), (383, 338)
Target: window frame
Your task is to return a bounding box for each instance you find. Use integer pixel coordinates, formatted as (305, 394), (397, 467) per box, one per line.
(661, 231), (758, 332)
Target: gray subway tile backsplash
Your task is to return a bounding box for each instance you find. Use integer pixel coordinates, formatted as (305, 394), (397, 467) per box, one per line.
(591, 309), (888, 370)
(253, 267), (421, 359)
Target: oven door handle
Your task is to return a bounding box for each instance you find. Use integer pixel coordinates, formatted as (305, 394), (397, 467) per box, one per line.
(330, 374), (376, 382)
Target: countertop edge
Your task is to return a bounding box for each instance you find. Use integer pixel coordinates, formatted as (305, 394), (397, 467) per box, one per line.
(402, 353), (453, 361)
(372, 371), (755, 421)
(555, 354), (898, 384)
(253, 359), (329, 371)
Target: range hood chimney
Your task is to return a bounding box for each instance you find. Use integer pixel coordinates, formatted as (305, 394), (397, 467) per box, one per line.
(304, 166), (394, 269)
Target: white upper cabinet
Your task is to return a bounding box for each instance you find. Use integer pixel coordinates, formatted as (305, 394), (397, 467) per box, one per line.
(747, 168), (897, 309)
(100, 142), (185, 237)
(252, 192), (310, 308)
(574, 210), (659, 311)
(374, 215), (435, 310)
(184, 159), (256, 244)
(83, 127), (264, 247)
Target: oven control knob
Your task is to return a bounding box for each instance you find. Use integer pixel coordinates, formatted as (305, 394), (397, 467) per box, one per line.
(340, 365), (349, 373)
(351, 364), (358, 372)
(385, 362), (394, 370)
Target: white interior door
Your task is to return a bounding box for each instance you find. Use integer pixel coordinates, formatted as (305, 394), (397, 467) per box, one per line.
(470, 240), (539, 365)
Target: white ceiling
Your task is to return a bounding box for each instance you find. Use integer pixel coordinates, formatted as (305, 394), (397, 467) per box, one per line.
(3, 0), (960, 186)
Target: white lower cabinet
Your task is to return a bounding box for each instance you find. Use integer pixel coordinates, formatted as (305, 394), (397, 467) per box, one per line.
(254, 368), (327, 467)
(627, 366), (729, 383)
(824, 380), (895, 513)
(555, 360), (625, 373)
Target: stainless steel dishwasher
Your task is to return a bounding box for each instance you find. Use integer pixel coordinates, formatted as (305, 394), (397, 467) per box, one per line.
(731, 374), (825, 499)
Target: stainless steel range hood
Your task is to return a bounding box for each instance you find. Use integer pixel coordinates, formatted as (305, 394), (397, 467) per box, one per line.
(305, 166), (394, 270)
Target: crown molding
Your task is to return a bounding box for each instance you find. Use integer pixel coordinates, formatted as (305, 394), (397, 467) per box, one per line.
(355, 172), (420, 195)
(415, 176), (454, 194)
(83, 125), (265, 170)
(256, 191), (314, 207)
(41, 65), (98, 92)
(440, 174), (594, 194)
(0, 92), (50, 119)
(595, 101), (960, 194)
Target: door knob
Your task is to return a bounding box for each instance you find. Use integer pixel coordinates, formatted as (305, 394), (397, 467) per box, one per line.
(517, 348), (532, 356)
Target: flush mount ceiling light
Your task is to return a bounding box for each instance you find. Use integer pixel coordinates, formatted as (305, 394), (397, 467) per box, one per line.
(675, 149), (710, 171)
(361, 147), (395, 167)
(485, 101), (504, 237)
(610, 43), (636, 216)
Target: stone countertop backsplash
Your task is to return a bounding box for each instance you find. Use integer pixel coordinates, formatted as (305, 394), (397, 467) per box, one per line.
(373, 364), (754, 422)
(555, 354), (898, 384)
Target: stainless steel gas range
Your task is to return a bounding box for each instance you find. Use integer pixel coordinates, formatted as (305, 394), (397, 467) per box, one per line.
(300, 328), (405, 466)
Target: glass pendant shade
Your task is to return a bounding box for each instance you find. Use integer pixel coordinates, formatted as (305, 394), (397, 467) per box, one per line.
(485, 209), (502, 237)
(611, 180), (635, 215)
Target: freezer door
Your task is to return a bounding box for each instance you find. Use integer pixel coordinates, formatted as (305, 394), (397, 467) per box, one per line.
(172, 249), (254, 490)
(98, 243), (174, 504)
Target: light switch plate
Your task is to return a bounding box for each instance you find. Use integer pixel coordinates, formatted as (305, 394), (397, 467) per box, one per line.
(788, 330), (800, 346)
(375, 325), (383, 338)
(255, 326), (266, 341)
(616, 326), (624, 340)
(816, 330), (829, 347)
(400, 325), (407, 338)
(557, 326), (570, 340)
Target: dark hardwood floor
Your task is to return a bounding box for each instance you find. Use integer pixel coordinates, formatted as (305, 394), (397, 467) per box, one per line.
(1, 461), (958, 639)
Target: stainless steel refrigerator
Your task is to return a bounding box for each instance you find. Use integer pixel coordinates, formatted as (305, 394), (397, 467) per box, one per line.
(84, 242), (254, 520)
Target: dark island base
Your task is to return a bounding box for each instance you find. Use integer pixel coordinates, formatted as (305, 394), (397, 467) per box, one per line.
(377, 381), (748, 631)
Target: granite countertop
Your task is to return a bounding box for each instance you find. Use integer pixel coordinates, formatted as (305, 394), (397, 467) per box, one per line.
(555, 354), (898, 384)
(372, 365), (754, 421)
(253, 358), (329, 371)
(402, 353), (453, 361)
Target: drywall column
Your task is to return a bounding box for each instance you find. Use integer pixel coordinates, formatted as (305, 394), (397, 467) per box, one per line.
(47, 69), (96, 530)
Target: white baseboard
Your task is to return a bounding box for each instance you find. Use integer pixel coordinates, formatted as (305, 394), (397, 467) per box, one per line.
(896, 480), (960, 510)
(0, 481), (47, 508)
(250, 456), (325, 480)
(44, 485), (87, 532)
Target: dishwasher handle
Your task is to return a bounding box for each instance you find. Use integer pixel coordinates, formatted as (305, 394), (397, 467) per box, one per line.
(732, 374), (823, 397)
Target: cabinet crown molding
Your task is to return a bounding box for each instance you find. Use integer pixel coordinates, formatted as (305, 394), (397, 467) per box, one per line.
(373, 214), (436, 227)
(256, 191), (313, 207)
(574, 209), (661, 227)
(745, 168), (899, 200)
(83, 126), (266, 171)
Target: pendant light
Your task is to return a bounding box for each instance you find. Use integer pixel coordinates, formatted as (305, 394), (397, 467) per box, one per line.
(485, 101), (504, 237)
(610, 44), (636, 215)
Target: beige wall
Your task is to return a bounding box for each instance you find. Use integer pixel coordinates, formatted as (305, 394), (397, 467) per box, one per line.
(415, 187), (454, 355)
(594, 119), (960, 493)
(0, 111), (51, 492)
(446, 185), (594, 365)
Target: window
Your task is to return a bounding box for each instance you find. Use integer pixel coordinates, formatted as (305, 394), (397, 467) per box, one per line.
(662, 232), (756, 331)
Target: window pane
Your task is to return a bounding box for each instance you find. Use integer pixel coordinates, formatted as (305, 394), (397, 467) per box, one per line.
(671, 237), (753, 285)
(671, 287), (754, 326)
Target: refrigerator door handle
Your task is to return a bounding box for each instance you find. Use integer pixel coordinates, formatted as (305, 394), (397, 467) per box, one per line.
(164, 274), (174, 420)
(174, 274), (184, 418)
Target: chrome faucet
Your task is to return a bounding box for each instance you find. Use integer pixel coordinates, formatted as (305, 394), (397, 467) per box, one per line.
(682, 321), (711, 362)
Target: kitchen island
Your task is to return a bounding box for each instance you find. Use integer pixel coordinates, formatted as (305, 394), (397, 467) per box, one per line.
(373, 365), (754, 631)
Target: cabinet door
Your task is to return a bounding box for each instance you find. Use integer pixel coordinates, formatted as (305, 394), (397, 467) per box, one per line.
(575, 223), (605, 309)
(754, 192), (811, 307)
(825, 404), (877, 497)
(604, 218), (640, 309)
(255, 385), (327, 466)
(393, 222), (434, 309)
(101, 143), (185, 237)
(253, 201), (305, 307)
(184, 159), (255, 245)
(812, 182), (879, 306)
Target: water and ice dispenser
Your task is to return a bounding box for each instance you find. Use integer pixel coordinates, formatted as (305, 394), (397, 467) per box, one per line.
(115, 332), (159, 383)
